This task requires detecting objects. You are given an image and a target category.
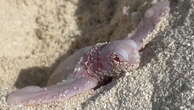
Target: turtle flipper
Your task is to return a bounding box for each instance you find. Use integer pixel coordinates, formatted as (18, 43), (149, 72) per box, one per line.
(7, 77), (98, 105)
(128, 1), (170, 50)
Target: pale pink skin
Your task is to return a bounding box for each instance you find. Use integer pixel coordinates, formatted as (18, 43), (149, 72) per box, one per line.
(7, 1), (170, 105)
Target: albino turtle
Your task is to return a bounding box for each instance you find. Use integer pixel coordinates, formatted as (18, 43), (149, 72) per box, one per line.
(7, 1), (170, 105)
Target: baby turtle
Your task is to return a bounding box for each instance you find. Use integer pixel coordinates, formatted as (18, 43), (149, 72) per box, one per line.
(7, 1), (170, 105)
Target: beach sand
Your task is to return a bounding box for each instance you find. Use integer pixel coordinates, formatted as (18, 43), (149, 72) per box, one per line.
(0, 0), (194, 109)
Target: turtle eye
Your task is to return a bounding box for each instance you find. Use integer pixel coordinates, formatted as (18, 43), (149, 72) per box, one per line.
(112, 49), (129, 63)
(113, 55), (120, 62)
(112, 53), (124, 63)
